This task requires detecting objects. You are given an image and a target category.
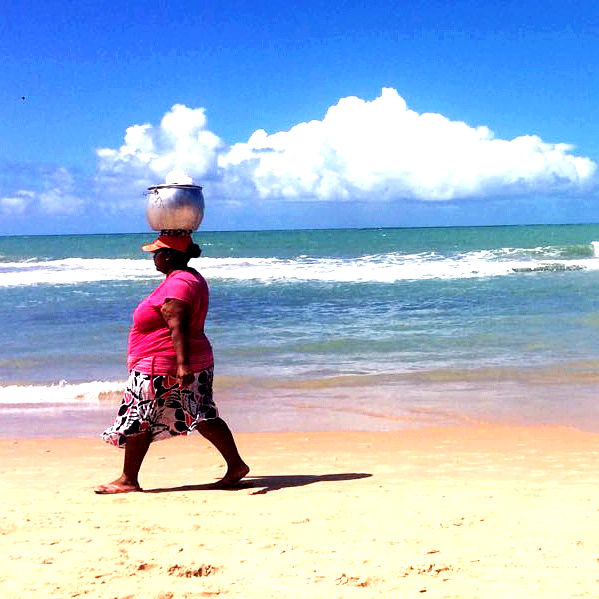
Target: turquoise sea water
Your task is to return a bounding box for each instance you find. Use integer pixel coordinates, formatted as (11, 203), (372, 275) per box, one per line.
(2, 225), (599, 435)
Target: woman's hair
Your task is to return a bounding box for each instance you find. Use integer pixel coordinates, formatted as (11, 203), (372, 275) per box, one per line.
(186, 243), (202, 259)
(166, 243), (201, 267)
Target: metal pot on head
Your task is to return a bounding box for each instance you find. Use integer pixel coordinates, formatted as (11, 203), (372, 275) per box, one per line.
(146, 183), (204, 232)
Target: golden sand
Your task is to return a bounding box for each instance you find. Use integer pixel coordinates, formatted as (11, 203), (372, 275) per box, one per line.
(2, 426), (599, 598)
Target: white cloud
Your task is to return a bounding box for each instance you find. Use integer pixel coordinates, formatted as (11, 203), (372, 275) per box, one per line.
(96, 104), (224, 185)
(90, 88), (598, 213)
(0, 190), (34, 215)
(38, 167), (85, 215)
(219, 88), (597, 201)
(0, 167), (85, 216)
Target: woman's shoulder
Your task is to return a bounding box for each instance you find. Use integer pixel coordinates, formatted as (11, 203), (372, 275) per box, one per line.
(168, 268), (207, 288)
(173, 267), (203, 280)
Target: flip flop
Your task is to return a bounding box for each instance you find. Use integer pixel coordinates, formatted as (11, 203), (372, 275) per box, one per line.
(94, 482), (142, 495)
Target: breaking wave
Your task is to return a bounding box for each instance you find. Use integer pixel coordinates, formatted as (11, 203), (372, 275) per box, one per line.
(1, 243), (599, 287)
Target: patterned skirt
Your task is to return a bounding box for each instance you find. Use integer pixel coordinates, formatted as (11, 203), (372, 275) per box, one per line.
(102, 367), (218, 448)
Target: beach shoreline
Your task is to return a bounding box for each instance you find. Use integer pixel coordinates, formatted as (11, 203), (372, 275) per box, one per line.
(3, 371), (599, 440)
(2, 425), (599, 598)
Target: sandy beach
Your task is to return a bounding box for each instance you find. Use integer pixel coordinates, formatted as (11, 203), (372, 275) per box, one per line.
(2, 425), (599, 598)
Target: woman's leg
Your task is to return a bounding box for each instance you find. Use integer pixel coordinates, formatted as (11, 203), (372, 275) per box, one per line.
(197, 418), (249, 487)
(95, 431), (151, 494)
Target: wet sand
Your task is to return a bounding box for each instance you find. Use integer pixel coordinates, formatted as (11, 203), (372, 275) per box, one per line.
(4, 371), (599, 441)
(2, 425), (599, 598)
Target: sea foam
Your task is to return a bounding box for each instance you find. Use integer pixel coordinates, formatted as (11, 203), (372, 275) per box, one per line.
(2, 243), (599, 287)
(0, 380), (125, 404)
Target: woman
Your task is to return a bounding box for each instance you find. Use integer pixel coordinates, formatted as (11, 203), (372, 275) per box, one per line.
(95, 233), (249, 494)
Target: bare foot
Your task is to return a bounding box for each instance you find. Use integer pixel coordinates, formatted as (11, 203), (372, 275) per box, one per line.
(211, 462), (250, 489)
(94, 478), (142, 494)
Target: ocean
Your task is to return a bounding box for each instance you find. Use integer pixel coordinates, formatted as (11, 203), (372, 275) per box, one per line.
(2, 224), (599, 437)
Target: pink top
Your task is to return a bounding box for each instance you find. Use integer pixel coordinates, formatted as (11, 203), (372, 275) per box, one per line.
(127, 269), (214, 375)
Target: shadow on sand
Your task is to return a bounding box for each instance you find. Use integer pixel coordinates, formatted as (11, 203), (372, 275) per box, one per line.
(145, 472), (372, 495)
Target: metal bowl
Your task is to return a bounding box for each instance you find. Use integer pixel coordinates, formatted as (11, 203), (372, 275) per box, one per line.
(146, 184), (204, 231)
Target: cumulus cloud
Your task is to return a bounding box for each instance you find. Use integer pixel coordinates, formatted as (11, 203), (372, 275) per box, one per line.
(0, 190), (34, 215)
(93, 104), (226, 215)
(94, 88), (597, 207)
(96, 105), (224, 186)
(2, 88), (596, 226)
(0, 166), (85, 216)
(220, 88), (596, 201)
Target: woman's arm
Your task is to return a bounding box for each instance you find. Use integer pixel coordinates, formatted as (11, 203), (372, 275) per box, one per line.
(160, 298), (195, 388)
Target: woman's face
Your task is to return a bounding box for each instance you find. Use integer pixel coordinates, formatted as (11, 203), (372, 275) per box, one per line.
(153, 249), (171, 274)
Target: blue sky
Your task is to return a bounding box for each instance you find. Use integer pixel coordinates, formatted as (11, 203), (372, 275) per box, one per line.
(2, 0), (599, 234)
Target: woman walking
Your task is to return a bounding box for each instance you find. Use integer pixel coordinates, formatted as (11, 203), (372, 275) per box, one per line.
(95, 233), (249, 494)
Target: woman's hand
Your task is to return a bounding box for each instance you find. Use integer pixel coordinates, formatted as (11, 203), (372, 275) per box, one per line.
(176, 365), (195, 389)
